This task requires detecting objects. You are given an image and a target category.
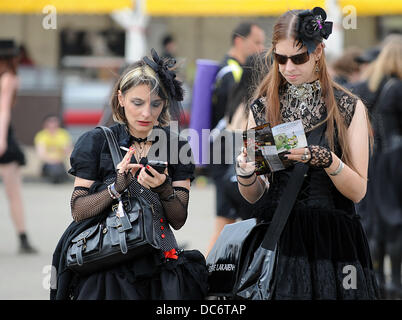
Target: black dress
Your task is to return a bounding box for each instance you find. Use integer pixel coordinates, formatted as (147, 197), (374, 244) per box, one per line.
(249, 81), (379, 299)
(51, 123), (208, 300)
(0, 71), (25, 165)
(0, 125), (25, 165)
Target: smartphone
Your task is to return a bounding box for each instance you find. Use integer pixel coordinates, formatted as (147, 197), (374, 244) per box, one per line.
(145, 160), (167, 177)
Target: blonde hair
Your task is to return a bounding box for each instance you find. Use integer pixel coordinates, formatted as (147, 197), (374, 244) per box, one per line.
(366, 35), (402, 92)
(254, 10), (373, 170)
(110, 61), (171, 127)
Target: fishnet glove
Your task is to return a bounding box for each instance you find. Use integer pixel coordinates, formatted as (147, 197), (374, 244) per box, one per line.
(307, 145), (333, 168)
(70, 172), (136, 222)
(151, 176), (189, 230)
(114, 171), (136, 193)
(70, 187), (112, 222)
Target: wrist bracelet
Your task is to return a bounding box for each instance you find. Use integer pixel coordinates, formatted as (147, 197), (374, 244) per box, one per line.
(237, 171), (255, 179)
(329, 159), (344, 176)
(237, 174), (258, 187)
(108, 183), (121, 199)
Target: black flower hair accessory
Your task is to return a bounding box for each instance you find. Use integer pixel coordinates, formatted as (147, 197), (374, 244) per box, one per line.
(143, 48), (184, 102)
(296, 7), (333, 54)
(143, 48), (184, 121)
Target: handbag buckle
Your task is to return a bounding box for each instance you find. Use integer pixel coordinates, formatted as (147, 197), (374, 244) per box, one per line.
(77, 237), (87, 247)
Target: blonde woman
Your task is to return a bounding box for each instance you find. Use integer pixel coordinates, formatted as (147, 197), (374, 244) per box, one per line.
(236, 8), (378, 299)
(368, 36), (402, 299)
(51, 50), (208, 300)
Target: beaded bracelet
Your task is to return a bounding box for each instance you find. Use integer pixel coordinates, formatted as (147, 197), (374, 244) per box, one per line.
(237, 174), (258, 187)
(107, 183), (121, 199)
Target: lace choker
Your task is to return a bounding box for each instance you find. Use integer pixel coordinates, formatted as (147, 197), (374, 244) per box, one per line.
(286, 80), (321, 101)
(285, 80), (321, 116)
(131, 136), (148, 143)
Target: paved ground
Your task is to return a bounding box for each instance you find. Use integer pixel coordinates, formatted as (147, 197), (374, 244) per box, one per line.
(0, 179), (216, 300)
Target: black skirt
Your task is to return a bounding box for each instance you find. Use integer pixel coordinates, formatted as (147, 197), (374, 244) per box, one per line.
(0, 125), (25, 166)
(271, 207), (379, 299)
(71, 249), (209, 300)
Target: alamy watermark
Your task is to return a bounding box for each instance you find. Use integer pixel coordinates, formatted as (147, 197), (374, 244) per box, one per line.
(342, 265), (357, 290)
(342, 5), (357, 30)
(42, 5), (57, 30)
(136, 121), (252, 166)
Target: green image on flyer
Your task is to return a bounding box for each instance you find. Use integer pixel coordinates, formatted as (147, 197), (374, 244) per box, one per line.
(274, 132), (299, 151)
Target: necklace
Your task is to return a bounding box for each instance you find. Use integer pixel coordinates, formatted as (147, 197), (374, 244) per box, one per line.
(132, 141), (150, 162)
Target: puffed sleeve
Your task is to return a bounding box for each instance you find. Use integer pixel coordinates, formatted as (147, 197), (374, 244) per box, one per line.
(168, 138), (196, 183)
(68, 128), (105, 181)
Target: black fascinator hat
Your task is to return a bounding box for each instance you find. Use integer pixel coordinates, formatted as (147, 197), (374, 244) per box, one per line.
(0, 39), (20, 58)
(143, 48), (184, 121)
(296, 7), (333, 54)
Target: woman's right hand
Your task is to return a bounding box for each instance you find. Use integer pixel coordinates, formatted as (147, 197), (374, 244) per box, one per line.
(115, 147), (143, 192)
(235, 147), (256, 178)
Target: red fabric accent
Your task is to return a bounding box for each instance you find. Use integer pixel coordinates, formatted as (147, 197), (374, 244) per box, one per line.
(164, 248), (178, 260)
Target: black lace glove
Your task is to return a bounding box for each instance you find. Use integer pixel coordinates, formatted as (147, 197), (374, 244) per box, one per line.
(307, 145), (333, 168)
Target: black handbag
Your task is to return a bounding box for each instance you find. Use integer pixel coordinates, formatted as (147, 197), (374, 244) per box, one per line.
(206, 124), (325, 299)
(66, 126), (159, 275)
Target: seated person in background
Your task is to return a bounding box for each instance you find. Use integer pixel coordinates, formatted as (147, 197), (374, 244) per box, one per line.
(34, 115), (72, 183)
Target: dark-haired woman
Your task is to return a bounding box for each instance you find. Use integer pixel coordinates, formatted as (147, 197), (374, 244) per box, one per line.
(236, 8), (379, 299)
(50, 50), (208, 300)
(0, 40), (37, 254)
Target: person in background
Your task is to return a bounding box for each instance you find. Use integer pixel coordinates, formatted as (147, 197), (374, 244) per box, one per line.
(34, 114), (72, 184)
(18, 45), (34, 66)
(354, 46), (381, 81)
(161, 34), (177, 61)
(211, 22), (266, 130)
(0, 39), (37, 254)
(206, 52), (268, 255)
(207, 22), (266, 254)
(360, 36), (402, 299)
(330, 46), (363, 87)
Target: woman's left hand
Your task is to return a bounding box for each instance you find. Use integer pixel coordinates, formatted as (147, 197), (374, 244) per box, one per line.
(285, 145), (333, 168)
(136, 165), (167, 189)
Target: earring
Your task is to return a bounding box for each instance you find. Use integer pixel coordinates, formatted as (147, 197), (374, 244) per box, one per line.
(315, 62), (320, 73)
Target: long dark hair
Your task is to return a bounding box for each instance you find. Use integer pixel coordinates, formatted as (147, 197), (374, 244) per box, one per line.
(226, 52), (269, 123)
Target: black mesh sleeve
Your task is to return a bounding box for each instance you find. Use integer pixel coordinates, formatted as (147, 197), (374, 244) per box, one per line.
(70, 187), (112, 222)
(70, 172), (135, 222)
(151, 177), (189, 230)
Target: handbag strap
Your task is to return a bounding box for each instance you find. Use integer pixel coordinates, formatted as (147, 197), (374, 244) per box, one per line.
(97, 126), (123, 169)
(261, 123), (325, 251)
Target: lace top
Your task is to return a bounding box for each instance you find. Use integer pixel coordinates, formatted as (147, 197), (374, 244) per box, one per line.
(250, 80), (357, 130)
(249, 81), (358, 220)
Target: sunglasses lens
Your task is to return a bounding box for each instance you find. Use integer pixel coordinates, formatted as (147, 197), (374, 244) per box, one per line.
(291, 52), (309, 65)
(274, 53), (287, 65)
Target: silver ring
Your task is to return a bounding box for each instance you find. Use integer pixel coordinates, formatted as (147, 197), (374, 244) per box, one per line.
(304, 148), (309, 155)
(301, 154), (309, 161)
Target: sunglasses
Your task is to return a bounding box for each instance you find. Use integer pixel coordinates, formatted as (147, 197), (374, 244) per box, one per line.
(274, 51), (310, 65)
